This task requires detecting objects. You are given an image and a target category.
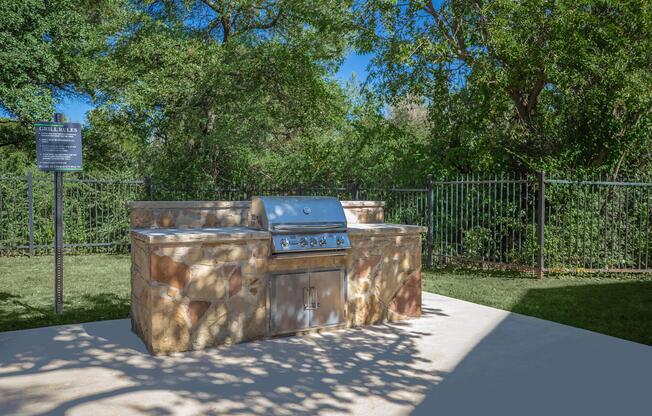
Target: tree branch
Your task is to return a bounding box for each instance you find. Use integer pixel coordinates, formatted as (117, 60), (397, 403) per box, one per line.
(421, 1), (473, 65)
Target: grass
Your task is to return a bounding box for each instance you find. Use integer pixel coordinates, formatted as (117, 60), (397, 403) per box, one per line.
(0, 254), (130, 332)
(1, 255), (650, 346)
(423, 268), (652, 346)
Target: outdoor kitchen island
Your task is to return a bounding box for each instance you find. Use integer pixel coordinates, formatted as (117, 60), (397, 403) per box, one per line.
(129, 198), (426, 354)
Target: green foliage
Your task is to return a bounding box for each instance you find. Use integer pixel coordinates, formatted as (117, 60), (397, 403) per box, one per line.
(2, 1), (652, 186)
(357, 0), (652, 177)
(0, 0), (125, 123)
(543, 181), (652, 270)
(83, 0), (355, 189)
(0, 172), (145, 254)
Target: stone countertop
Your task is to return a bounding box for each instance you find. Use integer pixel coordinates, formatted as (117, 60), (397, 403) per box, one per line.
(348, 223), (427, 235)
(131, 223), (426, 244)
(127, 201), (251, 209)
(131, 227), (270, 244)
(126, 200), (385, 209)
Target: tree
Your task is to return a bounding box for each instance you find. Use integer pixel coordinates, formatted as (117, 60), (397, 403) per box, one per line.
(86, 0), (354, 187)
(0, 0), (124, 124)
(357, 0), (652, 176)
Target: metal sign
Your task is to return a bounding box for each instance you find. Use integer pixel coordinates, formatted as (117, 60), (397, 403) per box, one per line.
(35, 114), (81, 315)
(35, 122), (83, 172)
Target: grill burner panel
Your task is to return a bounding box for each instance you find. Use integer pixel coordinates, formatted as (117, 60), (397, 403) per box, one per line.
(271, 233), (351, 253)
(250, 196), (352, 253)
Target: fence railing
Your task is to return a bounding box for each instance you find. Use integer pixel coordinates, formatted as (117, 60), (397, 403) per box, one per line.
(1, 173), (650, 276)
(428, 175), (538, 272)
(0, 173), (145, 255)
(543, 176), (652, 273)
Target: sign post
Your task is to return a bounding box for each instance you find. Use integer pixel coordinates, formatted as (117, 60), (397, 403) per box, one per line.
(35, 113), (83, 315)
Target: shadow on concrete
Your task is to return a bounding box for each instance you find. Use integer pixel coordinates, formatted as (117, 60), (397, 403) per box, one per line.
(1, 287), (651, 415)
(0, 317), (440, 415)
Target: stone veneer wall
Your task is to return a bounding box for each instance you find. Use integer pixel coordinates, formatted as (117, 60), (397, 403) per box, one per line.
(127, 200), (384, 229)
(131, 233), (270, 354)
(130, 225), (423, 354)
(346, 231), (422, 326)
(342, 201), (384, 224)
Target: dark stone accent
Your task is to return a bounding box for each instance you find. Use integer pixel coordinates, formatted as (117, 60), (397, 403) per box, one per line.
(150, 254), (190, 289)
(226, 265), (242, 297)
(388, 270), (422, 317)
(188, 300), (211, 326)
(204, 212), (218, 227)
(352, 255), (381, 279)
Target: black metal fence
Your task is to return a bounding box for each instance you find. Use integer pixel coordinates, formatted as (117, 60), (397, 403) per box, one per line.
(0, 173), (145, 254)
(428, 175), (538, 271)
(1, 173), (651, 276)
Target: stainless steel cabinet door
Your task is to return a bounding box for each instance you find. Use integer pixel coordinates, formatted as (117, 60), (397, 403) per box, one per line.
(270, 272), (310, 334)
(309, 269), (345, 328)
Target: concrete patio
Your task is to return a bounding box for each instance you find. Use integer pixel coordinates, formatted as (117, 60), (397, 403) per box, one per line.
(1, 292), (650, 416)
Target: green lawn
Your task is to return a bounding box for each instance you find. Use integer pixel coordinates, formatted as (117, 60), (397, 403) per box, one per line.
(424, 268), (652, 346)
(0, 255), (130, 332)
(1, 256), (651, 346)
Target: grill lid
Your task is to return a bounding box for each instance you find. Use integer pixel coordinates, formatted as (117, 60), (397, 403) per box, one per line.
(250, 196), (351, 253)
(250, 196), (347, 231)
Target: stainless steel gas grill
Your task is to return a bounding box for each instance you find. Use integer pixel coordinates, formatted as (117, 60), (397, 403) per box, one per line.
(250, 196), (351, 335)
(128, 198), (425, 353)
(249, 196), (351, 254)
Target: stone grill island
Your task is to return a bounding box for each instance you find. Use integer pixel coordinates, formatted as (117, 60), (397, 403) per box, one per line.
(128, 199), (426, 354)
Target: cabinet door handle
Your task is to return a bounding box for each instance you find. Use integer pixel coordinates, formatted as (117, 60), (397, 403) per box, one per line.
(304, 286), (317, 310)
(310, 286), (320, 309)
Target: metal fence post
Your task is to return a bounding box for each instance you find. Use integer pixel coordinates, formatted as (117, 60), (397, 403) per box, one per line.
(537, 171), (546, 279)
(53, 112), (65, 314)
(145, 176), (152, 200)
(426, 174), (434, 267)
(54, 171), (64, 314)
(351, 181), (359, 200)
(27, 171), (34, 257)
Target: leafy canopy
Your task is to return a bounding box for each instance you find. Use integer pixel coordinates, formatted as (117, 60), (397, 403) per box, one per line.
(357, 0), (652, 176)
(87, 0), (354, 185)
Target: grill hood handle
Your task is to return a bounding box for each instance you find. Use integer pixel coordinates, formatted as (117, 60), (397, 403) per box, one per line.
(272, 223), (346, 233)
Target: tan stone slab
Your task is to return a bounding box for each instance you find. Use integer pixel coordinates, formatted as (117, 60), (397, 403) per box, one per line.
(150, 295), (191, 354)
(131, 227), (270, 244)
(127, 201), (251, 209)
(340, 201), (386, 207)
(348, 223), (428, 235)
(128, 200), (384, 209)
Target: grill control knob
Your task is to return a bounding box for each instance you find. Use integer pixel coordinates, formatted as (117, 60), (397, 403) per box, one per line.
(336, 236), (344, 246)
(299, 237), (308, 247)
(280, 238), (289, 248)
(319, 237), (327, 246)
(310, 238), (317, 247)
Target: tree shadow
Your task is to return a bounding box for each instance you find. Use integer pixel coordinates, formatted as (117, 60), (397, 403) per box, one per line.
(0, 316), (440, 415)
(3, 284), (649, 415)
(421, 306), (449, 317)
(507, 280), (652, 345)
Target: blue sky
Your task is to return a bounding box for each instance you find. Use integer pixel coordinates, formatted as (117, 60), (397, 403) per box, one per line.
(46, 52), (373, 125)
